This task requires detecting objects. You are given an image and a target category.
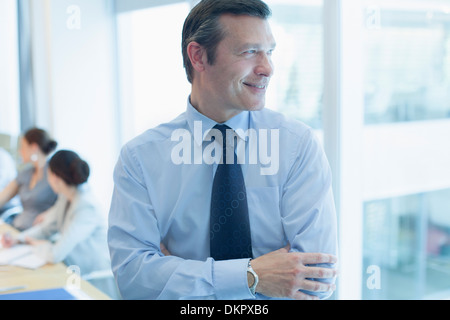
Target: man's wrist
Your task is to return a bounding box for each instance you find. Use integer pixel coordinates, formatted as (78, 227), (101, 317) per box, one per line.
(213, 259), (255, 300)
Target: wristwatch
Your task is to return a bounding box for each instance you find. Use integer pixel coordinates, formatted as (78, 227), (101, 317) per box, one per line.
(247, 259), (259, 296)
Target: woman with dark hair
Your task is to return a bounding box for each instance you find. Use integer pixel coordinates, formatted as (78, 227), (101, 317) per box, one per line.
(2, 150), (117, 298)
(0, 128), (58, 230)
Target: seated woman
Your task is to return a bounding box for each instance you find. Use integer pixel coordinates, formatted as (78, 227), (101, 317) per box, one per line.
(2, 150), (117, 298)
(0, 128), (58, 230)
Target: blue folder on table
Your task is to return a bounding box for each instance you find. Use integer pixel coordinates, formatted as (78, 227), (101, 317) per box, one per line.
(0, 288), (82, 300)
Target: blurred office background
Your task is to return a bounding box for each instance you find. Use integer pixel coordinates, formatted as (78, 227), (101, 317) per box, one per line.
(1, 0), (449, 300)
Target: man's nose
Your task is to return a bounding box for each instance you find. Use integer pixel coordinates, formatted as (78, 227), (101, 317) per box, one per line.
(255, 52), (274, 78)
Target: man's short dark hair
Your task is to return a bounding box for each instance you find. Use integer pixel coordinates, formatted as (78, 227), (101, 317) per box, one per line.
(182, 0), (272, 83)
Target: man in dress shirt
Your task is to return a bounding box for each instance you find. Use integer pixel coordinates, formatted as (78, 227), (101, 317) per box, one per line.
(108, 0), (338, 300)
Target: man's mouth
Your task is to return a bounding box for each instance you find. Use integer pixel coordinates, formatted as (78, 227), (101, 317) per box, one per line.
(243, 82), (267, 90)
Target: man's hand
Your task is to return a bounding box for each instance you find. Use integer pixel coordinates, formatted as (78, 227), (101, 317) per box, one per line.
(159, 242), (337, 300)
(160, 243), (171, 256)
(251, 245), (338, 300)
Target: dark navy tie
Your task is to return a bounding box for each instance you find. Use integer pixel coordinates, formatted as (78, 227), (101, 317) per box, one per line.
(210, 124), (252, 261)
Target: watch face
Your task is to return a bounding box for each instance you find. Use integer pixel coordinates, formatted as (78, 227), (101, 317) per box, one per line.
(247, 270), (256, 287)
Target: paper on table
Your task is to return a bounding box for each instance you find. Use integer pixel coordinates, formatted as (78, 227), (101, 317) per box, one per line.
(10, 252), (46, 269)
(0, 245), (46, 269)
(0, 245), (32, 264)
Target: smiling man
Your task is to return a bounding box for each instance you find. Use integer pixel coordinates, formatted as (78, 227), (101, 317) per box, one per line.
(188, 13), (275, 122)
(108, 0), (338, 300)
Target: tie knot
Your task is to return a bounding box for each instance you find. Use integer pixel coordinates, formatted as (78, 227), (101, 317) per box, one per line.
(213, 124), (231, 135)
(212, 124), (237, 164)
(212, 124), (233, 145)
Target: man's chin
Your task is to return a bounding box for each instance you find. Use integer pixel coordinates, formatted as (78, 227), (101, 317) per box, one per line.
(247, 104), (266, 112)
(244, 100), (266, 112)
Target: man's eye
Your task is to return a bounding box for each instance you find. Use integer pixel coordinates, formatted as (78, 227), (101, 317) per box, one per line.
(243, 50), (256, 55)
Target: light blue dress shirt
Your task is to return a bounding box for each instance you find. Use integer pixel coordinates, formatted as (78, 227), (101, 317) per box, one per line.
(108, 98), (338, 300)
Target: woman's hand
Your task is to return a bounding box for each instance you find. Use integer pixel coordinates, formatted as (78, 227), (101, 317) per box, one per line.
(32, 212), (48, 226)
(1, 232), (18, 248)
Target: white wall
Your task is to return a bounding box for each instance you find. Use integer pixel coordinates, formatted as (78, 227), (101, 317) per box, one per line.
(0, 0), (20, 136)
(32, 0), (120, 215)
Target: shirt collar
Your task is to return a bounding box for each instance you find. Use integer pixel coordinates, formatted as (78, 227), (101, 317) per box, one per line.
(186, 96), (250, 146)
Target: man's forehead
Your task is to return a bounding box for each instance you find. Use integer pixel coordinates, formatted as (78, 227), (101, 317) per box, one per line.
(218, 14), (276, 45)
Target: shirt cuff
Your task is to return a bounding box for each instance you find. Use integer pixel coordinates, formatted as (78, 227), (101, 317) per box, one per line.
(213, 258), (255, 300)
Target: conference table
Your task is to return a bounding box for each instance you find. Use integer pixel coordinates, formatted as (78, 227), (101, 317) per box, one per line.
(0, 222), (111, 300)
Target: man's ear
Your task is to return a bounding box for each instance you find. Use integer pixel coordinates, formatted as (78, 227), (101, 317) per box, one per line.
(187, 41), (207, 74)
